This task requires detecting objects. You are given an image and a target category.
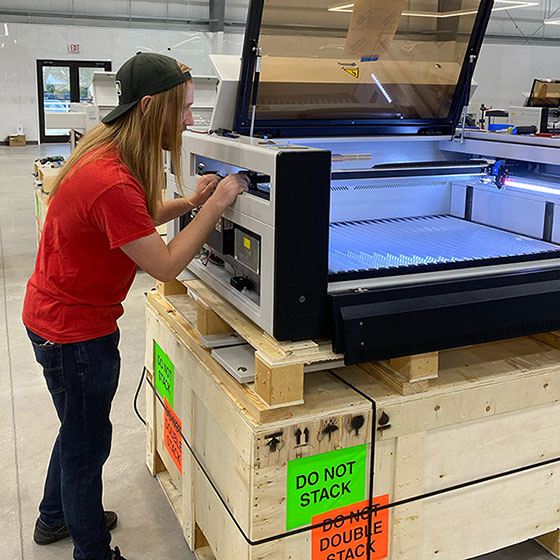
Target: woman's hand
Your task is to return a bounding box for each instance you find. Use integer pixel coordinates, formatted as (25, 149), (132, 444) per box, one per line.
(122, 173), (250, 282)
(189, 174), (221, 207)
(209, 173), (250, 211)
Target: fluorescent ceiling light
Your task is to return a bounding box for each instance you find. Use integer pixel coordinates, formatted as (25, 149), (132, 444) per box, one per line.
(329, 1), (538, 17)
(544, 19), (560, 24)
(1, 23), (8, 36)
(329, 3), (354, 11)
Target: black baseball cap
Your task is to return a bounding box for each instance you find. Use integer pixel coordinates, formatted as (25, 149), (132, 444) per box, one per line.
(102, 52), (191, 124)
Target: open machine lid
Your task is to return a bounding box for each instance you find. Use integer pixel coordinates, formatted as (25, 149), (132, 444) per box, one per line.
(234, 0), (494, 137)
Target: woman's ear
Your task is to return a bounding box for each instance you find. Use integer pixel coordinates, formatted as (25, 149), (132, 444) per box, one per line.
(140, 95), (152, 113)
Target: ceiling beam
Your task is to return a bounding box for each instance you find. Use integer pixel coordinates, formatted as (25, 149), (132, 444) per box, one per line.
(0, 8), (244, 31)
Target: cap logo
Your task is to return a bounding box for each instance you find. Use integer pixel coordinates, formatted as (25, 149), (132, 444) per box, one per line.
(115, 80), (122, 96)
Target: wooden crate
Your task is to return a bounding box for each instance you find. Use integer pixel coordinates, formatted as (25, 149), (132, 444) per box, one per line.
(145, 290), (560, 560)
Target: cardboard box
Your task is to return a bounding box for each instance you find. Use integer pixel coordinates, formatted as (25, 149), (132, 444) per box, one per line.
(9, 134), (26, 147)
(38, 167), (60, 194)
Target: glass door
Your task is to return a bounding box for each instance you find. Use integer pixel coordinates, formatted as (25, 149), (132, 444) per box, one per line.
(79, 66), (98, 104)
(41, 65), (71, 141)
(37, 60), (112, 144)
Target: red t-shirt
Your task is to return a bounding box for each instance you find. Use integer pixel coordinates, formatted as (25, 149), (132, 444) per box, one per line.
(22, 147), (156, 343)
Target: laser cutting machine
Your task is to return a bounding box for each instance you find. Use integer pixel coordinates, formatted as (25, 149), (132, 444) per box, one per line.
(168, 0), (560, 365)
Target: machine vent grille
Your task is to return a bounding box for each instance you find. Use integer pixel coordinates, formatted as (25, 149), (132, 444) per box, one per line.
(329, 214), (559, 275)
(331, 185), (349, 191)
(352, 180), (448, 190)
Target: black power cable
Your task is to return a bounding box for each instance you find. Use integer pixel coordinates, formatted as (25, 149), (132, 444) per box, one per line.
(133, 367), (146, 426)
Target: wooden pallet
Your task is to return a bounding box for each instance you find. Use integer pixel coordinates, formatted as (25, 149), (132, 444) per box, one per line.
(155, 279), (439, 407)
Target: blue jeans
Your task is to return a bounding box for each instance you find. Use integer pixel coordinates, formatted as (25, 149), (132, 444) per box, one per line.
(27, 328), (120, 560)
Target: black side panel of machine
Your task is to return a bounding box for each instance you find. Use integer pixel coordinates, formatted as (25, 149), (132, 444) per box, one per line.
(272, 150), (331, 341)
(331, 270), (560, 364)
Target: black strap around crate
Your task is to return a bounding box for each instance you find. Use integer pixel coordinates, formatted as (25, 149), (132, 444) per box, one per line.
(137, 366), (560, 553)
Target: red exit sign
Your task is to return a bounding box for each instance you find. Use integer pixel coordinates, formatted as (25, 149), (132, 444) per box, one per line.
(68, 44), (80, 53)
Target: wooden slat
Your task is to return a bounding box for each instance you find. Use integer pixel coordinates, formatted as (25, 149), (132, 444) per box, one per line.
(254, 357), (304, 407)
(196, 300), (233, 336)
(389, 352), (439, 381)
(532, 331), (560, 351)
(157, 279), (188, 296)
(194, 546), (216, 560)
(536, 530), (560, 558)
(391, 432), (426, 558)
(145, 369), (159, 476)
(157, 468), (184, 526)
(359, 362), (430, 396)
(195, 524), (210, 550)
(184, 279), (343, 367)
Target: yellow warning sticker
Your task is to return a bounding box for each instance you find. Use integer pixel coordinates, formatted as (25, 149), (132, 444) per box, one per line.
(342, 67), (360, 79)
(244, 237), (251, 250)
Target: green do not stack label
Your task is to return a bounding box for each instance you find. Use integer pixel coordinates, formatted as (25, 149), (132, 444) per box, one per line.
(286, 444), (367, 530)
(154, 340), (174, 408)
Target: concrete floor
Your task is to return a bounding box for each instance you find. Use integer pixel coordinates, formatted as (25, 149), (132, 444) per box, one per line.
(0, 144), (556, 560)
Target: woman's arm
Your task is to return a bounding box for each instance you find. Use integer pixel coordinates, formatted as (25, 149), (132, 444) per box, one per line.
(153, 174), (221, 226)
(153, 197), (196, 226)
(121, 173), (248, 282)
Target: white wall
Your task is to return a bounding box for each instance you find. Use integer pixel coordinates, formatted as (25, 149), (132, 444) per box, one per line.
(0, 23), (244, 142)
(471, 42), (560, 114)
(2, 18), (560, 142)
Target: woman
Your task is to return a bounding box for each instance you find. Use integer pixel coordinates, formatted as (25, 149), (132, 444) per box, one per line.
(22, 52), (248, 560)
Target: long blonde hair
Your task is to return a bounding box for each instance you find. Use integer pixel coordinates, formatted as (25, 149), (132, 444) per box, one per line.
(48, 77), (190, 219)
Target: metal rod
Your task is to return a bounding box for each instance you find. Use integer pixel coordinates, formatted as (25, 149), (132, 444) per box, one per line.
(249, 46), (262, 138)
(460, 54), (477, 143)
(460, 104), (468, 143)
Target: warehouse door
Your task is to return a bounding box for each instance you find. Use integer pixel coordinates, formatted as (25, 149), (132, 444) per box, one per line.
(37, 60), (112, 144)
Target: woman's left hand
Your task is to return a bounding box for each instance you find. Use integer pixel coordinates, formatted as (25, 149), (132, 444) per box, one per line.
(189, 174), (221, 207)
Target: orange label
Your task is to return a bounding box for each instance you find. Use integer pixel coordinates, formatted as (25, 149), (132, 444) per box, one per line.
(163, 397), (182, 474)
(312, 495), (389, 560)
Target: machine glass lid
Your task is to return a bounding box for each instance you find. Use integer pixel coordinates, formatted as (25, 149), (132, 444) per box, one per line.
(236, 0), (492, 135)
